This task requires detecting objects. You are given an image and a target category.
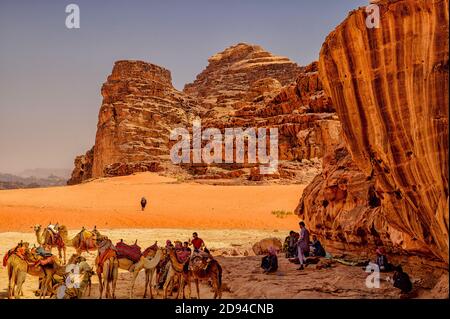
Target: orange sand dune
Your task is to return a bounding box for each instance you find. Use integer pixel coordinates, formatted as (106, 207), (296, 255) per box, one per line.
(0, 173), (303, 232)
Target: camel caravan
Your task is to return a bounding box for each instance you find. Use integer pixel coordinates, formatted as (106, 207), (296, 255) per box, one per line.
(4, 224), (222, 299)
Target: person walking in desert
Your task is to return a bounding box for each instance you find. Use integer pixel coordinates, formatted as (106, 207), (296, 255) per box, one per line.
(140, 197), (147, 211)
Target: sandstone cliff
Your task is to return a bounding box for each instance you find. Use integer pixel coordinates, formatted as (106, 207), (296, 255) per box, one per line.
(184, 43), (303, 111)
(70, 45), (334, 184)
(298, 0), (448, 263)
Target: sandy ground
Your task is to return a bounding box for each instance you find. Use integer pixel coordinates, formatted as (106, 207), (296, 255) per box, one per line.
(1, 173), (437, 299)
(0, 229), (403, 299)
(0, 173), (301, 232)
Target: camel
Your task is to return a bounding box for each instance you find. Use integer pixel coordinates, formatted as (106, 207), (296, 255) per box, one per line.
(37, 255), (68, 298)
(33, 225), (101, 263)
(95, 236), (119, 299)
(163, 247), (191, 299)
(129, 247), (165, 299)
(33, 224), (66, 264)
(5, 242), (46, 299)
(187, 255), (223, 299)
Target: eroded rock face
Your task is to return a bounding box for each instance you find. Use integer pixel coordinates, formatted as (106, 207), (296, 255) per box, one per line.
(91, 60), (200, 178)
(67, 147), (94, 185)
(315, 0), (448, 262)
(194, 61), (337, 181)
(184, 43), (303, 111)
(70, 46), (336, 184)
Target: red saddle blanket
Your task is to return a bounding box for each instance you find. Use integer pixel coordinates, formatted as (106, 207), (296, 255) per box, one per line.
(116, 241), (141, 263)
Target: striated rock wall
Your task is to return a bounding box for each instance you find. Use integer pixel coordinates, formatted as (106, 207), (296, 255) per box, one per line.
(306, 0), (449, 262)
(90, 60), (200, 179)
(70, 45), (335, 184)
(184, 43), (303, 111)
(192, 61), (338, 181)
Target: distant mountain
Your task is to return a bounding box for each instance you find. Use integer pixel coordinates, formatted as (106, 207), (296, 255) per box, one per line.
(0, 172), (67, 190)
(16, 168), (71, 179)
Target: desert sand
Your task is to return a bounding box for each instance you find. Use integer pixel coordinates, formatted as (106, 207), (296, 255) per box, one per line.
(0, 172), (301, 232)
(0, 173), (424, 299)
(0, 229), (403, 299)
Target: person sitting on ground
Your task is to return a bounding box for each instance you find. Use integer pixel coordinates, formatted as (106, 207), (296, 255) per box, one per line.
(376, 247), (393, 272)
(261, 246), (278, 274)
(140, 197), (147, 211)
(393, 265), (413, 297)
(284, 231), (299, 258)
(310, 235), (326, 257)
(189, 232), (205, 253)
(297, 221), (310, 270)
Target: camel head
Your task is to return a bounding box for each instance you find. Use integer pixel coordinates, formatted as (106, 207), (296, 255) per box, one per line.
(33, 224), (42, 232)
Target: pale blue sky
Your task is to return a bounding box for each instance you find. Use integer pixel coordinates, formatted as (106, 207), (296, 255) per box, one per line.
(0, 0), (368, 173)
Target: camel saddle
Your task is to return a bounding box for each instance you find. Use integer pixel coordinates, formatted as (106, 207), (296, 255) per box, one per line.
(116, 240), (141, 263)
(142, 243), (158, 257)
(47, 229), (65, 248)
(96, 248), (117, 275)
(3, 246), (26, 266)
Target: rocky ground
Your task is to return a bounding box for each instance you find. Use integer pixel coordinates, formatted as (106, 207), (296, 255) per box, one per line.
(0, 228), (425, 300)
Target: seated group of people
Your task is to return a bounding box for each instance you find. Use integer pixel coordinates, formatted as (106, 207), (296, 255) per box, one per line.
(283, 231), (326, 259)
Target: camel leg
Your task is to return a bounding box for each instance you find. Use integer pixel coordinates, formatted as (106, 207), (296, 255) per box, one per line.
(195, 278), (200, 299)
(130, 268), (140, 299)
(149, 270), (154, 299)
(7, 263), (14, 299)
(98, 273), (103, 299)
(143, 269), (150, 298)
(163, 274), (172, 299)
(15, 271), (26, 299)
(111, 260), (118, 299)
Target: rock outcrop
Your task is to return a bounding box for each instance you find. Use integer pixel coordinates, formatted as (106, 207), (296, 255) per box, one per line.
(70, 45), (336, 184)
(88, 61), (200, 179)
(191, 61), (338, 181)
(299, 0), (448, 263)
(67, 147), (94, 185)
(184, 43), (303, 111)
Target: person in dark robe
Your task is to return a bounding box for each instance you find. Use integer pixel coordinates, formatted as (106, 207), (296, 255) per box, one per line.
(140, 197), (147, 211)
(310, 235), (326, 257)
(261, 246), (278, 274)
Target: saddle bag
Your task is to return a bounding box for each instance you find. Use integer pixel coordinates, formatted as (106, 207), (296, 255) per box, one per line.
(115, 240), (142, 263)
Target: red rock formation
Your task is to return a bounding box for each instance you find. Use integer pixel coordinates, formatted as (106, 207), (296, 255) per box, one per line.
(184, 43), (303, 110)
(301, 0), (448, 262)
(67, 147), (94, 185)
(91, 60), (200, 179)
(70, 46), (335, 184)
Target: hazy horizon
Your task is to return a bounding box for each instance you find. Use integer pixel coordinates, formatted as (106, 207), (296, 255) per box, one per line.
(0, 0), (368, 173)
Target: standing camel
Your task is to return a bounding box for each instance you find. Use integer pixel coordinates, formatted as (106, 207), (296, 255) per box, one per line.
(95, 236), (119, 299)
(59, 225), (100, 255)
(129, 248), (165, 299)
(187, 256), (223, 299)
(5, 242), (46, 298)
(163, 247), (191, 299)
(33, 224), (66, 264)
